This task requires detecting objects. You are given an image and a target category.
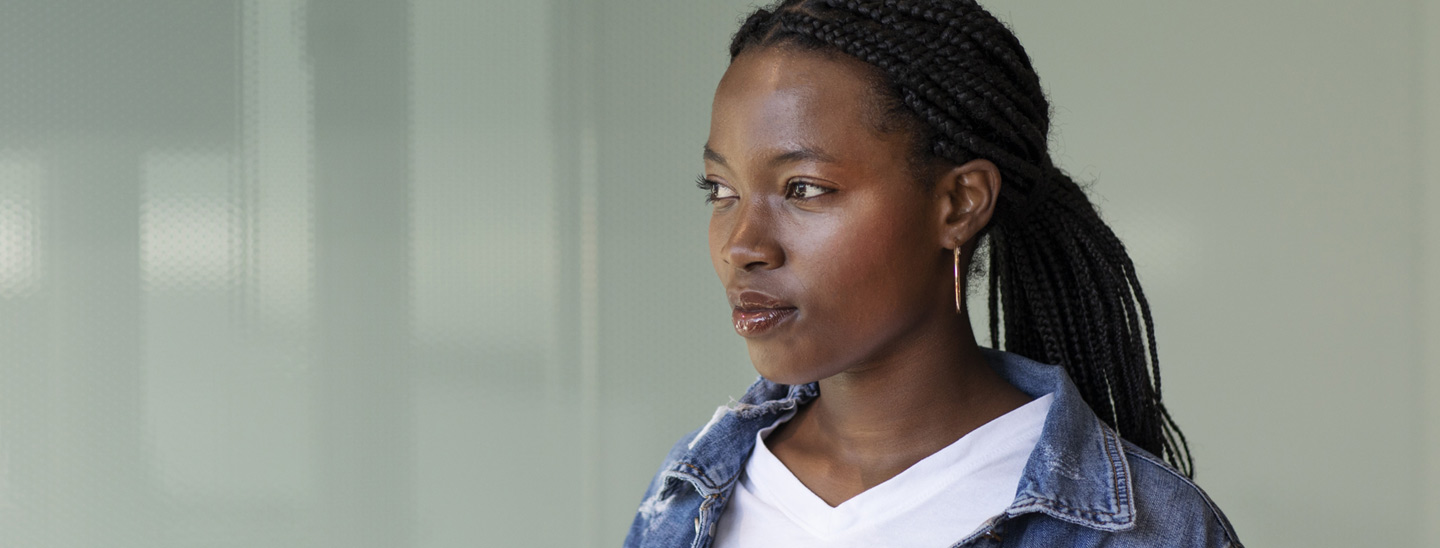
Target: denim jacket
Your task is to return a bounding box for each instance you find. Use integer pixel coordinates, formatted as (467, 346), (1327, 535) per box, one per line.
(624, 349), (1243, 547)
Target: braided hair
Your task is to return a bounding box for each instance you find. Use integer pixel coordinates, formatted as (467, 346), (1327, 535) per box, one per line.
(729, 0), (1194, 477)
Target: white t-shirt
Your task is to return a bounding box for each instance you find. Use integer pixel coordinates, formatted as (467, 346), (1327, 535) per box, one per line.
(712, 393), (1054, 548)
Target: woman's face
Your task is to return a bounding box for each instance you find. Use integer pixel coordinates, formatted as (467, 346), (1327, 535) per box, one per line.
(705, 47), (953, 385)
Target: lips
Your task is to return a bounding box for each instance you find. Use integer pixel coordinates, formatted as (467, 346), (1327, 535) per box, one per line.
(729, 290), (797, 337)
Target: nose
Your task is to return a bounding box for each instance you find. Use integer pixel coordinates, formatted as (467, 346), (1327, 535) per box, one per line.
(718, 199), (784, 272)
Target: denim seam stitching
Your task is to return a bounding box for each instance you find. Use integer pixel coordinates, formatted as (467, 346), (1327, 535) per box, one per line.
(1011, 496), (1123, 520)
(1098, 424), (1134, 518)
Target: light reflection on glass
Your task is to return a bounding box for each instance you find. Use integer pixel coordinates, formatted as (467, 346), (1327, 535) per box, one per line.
(140, 151), (234, 292)
(0, 152), (43, 299)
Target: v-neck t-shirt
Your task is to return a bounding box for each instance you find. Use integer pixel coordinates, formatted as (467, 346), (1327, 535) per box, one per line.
(712, 393), (1054, 548)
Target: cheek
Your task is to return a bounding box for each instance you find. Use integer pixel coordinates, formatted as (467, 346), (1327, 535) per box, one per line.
(796, 202), (936, 322)
(707, 215), (726, 277)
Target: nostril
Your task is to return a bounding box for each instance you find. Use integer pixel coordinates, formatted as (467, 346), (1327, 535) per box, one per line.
(720, 205), (783, 271)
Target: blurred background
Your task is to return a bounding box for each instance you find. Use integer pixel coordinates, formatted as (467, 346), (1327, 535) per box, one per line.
(0, 0), (1435, 546)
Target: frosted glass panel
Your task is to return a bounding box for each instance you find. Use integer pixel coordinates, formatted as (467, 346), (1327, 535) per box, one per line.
(0, 1), (1432, 547)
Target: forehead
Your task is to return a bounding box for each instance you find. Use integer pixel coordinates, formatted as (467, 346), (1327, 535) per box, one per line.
(709, 48), (893, 160)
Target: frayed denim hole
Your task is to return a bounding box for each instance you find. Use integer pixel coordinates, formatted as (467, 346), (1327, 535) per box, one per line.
(730, 397), (804, 420)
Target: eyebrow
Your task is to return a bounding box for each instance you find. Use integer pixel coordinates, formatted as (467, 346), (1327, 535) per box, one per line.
(703, 143), (839, 169)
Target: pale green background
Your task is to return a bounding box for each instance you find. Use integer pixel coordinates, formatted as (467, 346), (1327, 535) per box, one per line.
(0, 1), (1436, 547)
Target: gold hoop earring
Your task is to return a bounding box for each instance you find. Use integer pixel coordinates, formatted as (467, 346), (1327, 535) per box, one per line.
(953, 246), (962, 313)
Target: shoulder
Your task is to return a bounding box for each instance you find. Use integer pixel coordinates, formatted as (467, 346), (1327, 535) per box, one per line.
(1118, 441), (1244, 548)
(1002, 439), (1244, 548)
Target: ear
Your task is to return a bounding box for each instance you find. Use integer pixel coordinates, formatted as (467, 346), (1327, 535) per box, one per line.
(932, 158), (1001, 251)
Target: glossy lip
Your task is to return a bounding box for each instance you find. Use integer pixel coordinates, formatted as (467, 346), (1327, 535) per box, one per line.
(729, 290), (798, 337)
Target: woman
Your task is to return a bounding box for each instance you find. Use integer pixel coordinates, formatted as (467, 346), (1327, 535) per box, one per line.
(626, 1), (1241, 546)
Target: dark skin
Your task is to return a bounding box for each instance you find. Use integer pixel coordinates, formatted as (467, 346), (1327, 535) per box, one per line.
(703, 47), (1033, 507)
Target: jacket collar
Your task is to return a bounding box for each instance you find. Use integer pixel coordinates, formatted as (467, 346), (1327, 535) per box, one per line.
(662, 349), (1135, 532)
(987, 348), (1137, 531)
(659, 379), (814, 495)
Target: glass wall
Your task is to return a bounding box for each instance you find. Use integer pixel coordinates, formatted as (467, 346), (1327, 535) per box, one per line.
(0, 1), (1433, 547)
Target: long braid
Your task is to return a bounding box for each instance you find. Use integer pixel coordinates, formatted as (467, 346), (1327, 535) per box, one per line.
(730, 0), (1195, 477)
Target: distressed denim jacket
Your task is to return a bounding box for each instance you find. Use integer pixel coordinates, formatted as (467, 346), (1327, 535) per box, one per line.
(624, 349), (1243, 548)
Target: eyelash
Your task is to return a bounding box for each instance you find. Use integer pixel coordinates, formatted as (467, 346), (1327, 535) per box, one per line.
(696, 175), (722, 204)
(695, 175), (832, 204)
(785, 181), (830, 200)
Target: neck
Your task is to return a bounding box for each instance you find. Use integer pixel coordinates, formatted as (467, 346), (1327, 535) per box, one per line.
(765, 300), (1032, 499)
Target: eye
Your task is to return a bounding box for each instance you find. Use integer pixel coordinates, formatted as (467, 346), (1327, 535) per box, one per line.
(696, 176), (737, 204)
(786, 180), (832, 200)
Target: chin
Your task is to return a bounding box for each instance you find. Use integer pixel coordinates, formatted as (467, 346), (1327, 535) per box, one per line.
(747, 345), (831, 386)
